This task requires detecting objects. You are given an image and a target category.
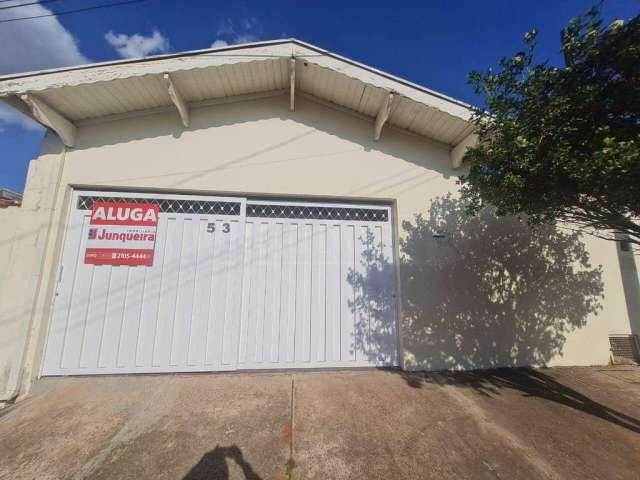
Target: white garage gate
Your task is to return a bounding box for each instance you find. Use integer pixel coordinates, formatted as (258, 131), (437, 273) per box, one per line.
(41, 190), (399, 376)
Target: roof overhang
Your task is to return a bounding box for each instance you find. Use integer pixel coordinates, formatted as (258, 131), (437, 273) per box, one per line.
(0, 39), (476, 167)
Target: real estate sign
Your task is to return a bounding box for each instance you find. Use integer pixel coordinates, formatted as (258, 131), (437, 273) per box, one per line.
(84, 202), (159, 266)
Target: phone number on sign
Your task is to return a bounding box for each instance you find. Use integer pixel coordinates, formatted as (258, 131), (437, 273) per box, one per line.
(111, 252), (152, 260)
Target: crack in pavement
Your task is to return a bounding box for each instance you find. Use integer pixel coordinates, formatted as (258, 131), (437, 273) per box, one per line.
(286, 375), (296, 480)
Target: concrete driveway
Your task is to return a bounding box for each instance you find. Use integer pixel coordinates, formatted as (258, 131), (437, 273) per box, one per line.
(1, 366), (639, 480)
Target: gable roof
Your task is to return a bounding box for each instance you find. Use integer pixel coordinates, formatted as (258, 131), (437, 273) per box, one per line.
(0, 39), (475, 166)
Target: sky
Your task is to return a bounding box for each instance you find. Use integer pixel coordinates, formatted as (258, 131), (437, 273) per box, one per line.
(0, 0), (638, 192)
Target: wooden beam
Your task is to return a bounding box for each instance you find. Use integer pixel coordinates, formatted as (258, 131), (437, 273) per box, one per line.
(374, 92), (394, 141)
(163, 73), (189, 127)
(451, 132), (477, 169)
(20, 93), (76, 147)
(289, 57), (296, 111)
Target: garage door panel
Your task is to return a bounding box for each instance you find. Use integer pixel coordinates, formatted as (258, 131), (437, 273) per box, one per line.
(310, 223), (327, 363)
(99, 266), (129, 369)
(134, 216), (168, 368)
(207, 219), (230, 367)
(340, 224), (357, 362)
(354, 222), (398, 366)
(76, 267), (98, 369)
(355, 224), (377, 364)
(59, 214), (93, 369)
(45, 213), (84, 370)
(281, 222), (298, 364)
(153, 216), (183, 367)
(354, 225), (368, 363)
(294, 223), (313, 363)
(260, 221), (273, 363)
(379, 222), (398, 365)
(238, 205), (398, 370)
(187, 219), (215, 366)
(220, 218), (245, 367)
(237, 221), (254, 365)
(264, 222), (283, 363)
(326, 224), (341, 363)
(117, 266), (145, 368)
(80, 264), (111, 368)
(42, 192), (246, 375)
(42, 193), (397, 376)
(170, 218), (198, 367)
(242, 221), (266, 365)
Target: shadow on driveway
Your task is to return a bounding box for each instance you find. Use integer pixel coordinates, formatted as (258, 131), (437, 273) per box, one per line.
(396, 367), (640, 434)
(183, 445), (262, 480)
(2, 367), (640, 479)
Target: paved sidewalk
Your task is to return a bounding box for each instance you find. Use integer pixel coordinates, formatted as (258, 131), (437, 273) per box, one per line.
(1, 366), (639, 479)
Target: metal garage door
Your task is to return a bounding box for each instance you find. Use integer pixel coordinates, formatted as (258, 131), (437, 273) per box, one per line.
(238, 200), (398, 369)
(41, 191), (398, 376)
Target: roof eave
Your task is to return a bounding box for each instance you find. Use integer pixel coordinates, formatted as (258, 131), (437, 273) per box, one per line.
(0, 38), (477, 164)
(0, 38), (472, 118)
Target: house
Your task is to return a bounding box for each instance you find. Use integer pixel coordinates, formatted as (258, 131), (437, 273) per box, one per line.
(0, 39), (637, 403)
(0, 189), (22, 208)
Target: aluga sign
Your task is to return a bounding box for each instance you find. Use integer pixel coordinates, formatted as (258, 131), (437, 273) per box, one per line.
(83, 202), (159, 266)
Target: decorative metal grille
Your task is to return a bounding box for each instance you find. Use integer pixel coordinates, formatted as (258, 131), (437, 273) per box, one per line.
(77, 196), (241, 215)
(246, 203), (388, 222)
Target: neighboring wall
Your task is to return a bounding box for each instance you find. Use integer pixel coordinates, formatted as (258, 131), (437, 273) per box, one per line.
(0, 133), (66, 400)
(0, 206), (28, 398)
(0, 94), (632, 395)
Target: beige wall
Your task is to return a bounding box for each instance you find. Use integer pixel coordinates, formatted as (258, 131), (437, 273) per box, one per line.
(0, 133), (67, 400)
(617, 244), (640, 336)
(0, 205), (30, 398)
(1, 94), (632, 395)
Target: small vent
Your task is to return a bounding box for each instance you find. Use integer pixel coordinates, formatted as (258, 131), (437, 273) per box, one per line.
(77, 196), (241, 216)
(609, 335), (640, 364)
(246, 204), (388, 222)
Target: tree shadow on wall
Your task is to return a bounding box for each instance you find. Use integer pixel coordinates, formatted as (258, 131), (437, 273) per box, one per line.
(349, 196), (640, 435)
(347, 229), (399, 366)
(349, 194), (605, 372)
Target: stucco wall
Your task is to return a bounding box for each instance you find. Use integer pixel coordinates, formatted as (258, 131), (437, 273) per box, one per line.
(0, 134), (67, 400)
(617, 244), (640, 336)
(0, 206), (29, 398)
(1, 94), (631, 393)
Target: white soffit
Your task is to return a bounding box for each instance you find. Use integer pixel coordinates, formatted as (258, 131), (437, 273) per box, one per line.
(0, 39), (475, 147)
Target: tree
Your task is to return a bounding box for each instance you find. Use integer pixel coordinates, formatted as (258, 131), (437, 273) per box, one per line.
(460, 8), (640, 248)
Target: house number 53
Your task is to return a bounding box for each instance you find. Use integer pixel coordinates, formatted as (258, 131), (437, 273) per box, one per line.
(207, 222), (230, 233)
